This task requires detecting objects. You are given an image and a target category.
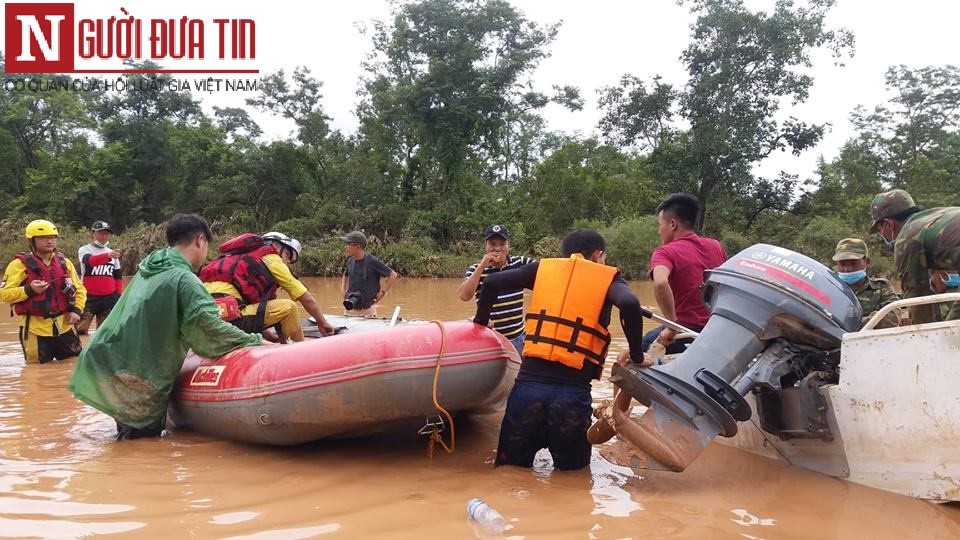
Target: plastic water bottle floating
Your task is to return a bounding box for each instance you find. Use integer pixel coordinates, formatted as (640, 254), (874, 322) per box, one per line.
(466, 498), (507, 535)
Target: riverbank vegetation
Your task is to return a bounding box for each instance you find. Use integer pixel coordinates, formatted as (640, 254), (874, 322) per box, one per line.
(2, 0), (957, 278)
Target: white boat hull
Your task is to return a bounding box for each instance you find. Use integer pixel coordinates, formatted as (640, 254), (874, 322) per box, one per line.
(721, 318), (960, 502)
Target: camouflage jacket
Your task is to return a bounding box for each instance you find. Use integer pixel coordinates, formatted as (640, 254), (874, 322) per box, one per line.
(853, 277), (901, 329)
(894, 207), (960, 323)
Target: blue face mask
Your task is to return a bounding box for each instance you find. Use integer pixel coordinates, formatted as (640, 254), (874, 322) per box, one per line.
(879, 221), (896, 250)
(94, 240), (110, 248)
(837, 270), (867, 284)
(944, 272), (960, 288)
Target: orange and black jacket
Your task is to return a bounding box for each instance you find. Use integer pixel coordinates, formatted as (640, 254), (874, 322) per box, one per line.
(473, 259), (646, 386)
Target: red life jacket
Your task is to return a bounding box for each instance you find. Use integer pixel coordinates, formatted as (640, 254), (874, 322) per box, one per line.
(13, 252), (73, 318)
(199, 233), (279, 306)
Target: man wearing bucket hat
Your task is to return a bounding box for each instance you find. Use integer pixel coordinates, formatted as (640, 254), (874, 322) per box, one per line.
(870, 189), (960, 324)
(76, 221), (123, 335)
(340, 231), (398, 317)
(831, 238), (900, 329)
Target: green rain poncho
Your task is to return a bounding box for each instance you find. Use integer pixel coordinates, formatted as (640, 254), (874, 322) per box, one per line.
(68, 247), (262, 428)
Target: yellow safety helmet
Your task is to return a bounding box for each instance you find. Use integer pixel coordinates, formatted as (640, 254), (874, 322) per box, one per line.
(25, 219), (59, 239)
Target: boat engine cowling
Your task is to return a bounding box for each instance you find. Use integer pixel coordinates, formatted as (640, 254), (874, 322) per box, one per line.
(610, 244), (861, 471)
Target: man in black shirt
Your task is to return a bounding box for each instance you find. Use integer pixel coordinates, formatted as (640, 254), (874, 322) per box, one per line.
(474, 229), (648, 471)
(340, 231), (398, 317)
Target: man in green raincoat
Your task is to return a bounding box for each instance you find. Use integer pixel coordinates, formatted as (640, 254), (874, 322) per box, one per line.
(69, 214), (264, 440)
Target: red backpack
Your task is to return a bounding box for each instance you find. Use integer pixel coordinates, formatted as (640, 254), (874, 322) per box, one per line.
(199, 234), (279, 306)
(217, 233), (265, 255)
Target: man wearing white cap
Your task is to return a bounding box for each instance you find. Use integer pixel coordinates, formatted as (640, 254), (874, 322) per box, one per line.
(77, 221), (123, 335)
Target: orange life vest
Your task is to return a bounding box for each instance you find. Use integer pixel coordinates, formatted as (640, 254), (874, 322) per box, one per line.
(523, 254), (618, 370)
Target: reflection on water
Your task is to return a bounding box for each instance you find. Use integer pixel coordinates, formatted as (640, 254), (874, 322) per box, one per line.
(1, 277), (958, 538)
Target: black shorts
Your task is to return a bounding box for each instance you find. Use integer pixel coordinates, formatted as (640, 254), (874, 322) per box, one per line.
(84, 293), (120, 316)
(20, 327), (83, 364)
(495, 379), (594, 471)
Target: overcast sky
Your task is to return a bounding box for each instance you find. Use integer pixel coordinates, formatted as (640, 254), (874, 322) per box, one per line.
(9, 0), (960, 181)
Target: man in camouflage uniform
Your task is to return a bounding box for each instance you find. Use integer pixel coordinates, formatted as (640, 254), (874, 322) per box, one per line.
(870, 189), (960, 324)
(832, 238), (901, 329)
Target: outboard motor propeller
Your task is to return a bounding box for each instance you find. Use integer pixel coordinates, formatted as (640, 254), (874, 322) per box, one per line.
(609, 244), (862, 471)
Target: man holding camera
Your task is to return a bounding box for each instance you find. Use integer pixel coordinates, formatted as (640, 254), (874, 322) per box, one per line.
(1, 219), (87, 364)
(340, 231), (398, 317)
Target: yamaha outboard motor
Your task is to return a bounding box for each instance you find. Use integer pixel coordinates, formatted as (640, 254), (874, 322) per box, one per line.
(610, 244), (861, 471)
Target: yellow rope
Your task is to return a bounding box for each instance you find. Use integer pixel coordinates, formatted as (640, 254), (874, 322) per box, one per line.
(427, 320), (455, 458)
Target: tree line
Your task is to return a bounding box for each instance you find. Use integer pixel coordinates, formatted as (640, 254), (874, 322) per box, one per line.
(1, 0), (958, 278)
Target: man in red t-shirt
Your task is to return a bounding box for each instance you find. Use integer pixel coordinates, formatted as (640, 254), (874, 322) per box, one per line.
(643, 193), (727, 354)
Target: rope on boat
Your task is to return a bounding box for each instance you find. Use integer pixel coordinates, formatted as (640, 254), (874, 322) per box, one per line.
(426, 320), (455, 458)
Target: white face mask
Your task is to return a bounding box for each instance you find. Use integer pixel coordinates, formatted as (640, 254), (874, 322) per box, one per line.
(94, 240), (110, 248)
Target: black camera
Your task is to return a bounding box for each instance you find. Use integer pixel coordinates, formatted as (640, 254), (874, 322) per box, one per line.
(62, 277), (77, 306)
(343, 291), (364, 310)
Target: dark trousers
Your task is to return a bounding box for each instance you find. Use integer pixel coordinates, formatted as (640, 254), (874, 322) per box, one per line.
(116, 417), (165, 440)
(495, 379), (593, 471)
(19, 326), (82, 364)
(76, 293), (120, 334)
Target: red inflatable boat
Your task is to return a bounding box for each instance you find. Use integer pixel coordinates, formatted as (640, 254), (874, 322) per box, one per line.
(172, 318), (519, 445)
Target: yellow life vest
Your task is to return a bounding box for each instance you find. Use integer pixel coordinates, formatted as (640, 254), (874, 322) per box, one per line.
(524, 254), (618, 370)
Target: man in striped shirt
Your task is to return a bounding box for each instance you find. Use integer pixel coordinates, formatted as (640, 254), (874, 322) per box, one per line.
(459, 224), (534, 355)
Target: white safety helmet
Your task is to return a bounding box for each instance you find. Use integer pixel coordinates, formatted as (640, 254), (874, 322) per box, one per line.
(262, 231), (302, 262)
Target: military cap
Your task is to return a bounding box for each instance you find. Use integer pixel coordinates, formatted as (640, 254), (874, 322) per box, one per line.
(870, 189), (916, 232)
(832, 238), (868, 261)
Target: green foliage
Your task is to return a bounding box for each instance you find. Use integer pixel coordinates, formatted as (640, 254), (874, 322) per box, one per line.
(851, 65), (960, 194)
(294, 240), (351, 277)
(533, 236), (562, 258)
(600, 0), (853, 228)
(0, 5), (957, 286)
(716, 228), (752, 258)
(794, 216), (858, 265)
(357, 0), (579, 210)
(114, 223), (168, 275)
(603, 216), (661, 279)
(518, 139), (661, 240)
(379, 238), (475, 277)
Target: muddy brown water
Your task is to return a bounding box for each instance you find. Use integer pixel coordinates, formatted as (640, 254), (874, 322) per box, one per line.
(2, 277), (958, 539)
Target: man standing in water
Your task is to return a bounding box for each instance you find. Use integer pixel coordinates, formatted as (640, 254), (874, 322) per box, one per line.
(473, 229), (649, 471)
(459, 224), (534, 355)
(76, 221), (123, 335)
(1, 219), (87, 364)
(340, 231), (398, 317)
(69, 214), (264, 440)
